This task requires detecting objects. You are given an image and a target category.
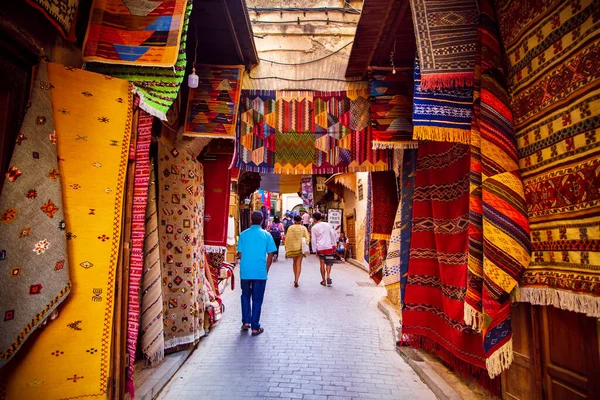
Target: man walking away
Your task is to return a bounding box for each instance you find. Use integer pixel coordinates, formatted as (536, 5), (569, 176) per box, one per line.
(237, 211), (277, 336)
(310, 212), (338, 287)
(268, 217), (284, 262)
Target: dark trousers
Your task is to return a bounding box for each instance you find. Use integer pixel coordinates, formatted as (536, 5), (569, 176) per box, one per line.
(241, 279), (267, 330)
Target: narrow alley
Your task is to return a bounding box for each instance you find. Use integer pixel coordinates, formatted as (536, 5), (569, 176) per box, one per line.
(157, 251), (435, 400)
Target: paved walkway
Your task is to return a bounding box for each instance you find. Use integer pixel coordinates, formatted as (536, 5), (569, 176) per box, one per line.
(157, 249), (436, 400)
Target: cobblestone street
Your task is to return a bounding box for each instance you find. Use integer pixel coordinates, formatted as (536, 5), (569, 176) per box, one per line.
(157, 249), (435, 400)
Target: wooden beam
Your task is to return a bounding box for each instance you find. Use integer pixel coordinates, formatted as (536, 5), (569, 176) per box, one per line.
(221, 0), (245, 66)
(375, 0), (411, 66)
(360, 0), (396, 77)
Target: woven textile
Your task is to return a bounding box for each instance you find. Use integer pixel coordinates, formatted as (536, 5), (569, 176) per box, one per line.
(413, 58), (474, 144)
(83, 0), (187, 67)
(383, 201), (403, 288)
(0, 62), (70, 368)
(202, 154), (232, 251)
(403, 141), (498, 392)
(4, 63), (132, 399)
(399, 149), (418, 309)
(184, 65), (243, 138)
(369, 71), (417, 149)
(371, 171), (398, 240)
(125, 110), (152, 396)
(26, 0), (78, 40)
(140, 162), (164, 365)
(409, 0), (479, 90)
(88, 0), (192, 120)
(496, 0), (600, 316)
(301, 177), (314, 208)
(158, 142), (206, 350)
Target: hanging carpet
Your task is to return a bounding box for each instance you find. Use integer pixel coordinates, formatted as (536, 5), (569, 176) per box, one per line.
(3, 63), (132, 399)
(202, 154), (232, 253)
(0, 61), (70, 369)
(399, 148), (418, 309)
(26, 0), (78, 41)
(496, 0), (600, 316)
(370, 171), (398, 241)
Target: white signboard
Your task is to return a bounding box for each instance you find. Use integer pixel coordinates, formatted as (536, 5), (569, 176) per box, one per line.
(327, 208), (343, 234)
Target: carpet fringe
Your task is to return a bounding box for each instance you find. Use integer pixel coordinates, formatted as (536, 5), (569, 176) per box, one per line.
(419, 73), (474, 91)
(463, 303), (483, 332)
(164, 331), (204, 350)
(485, 339), (513, 379)
(518, 286), (600, 318)
(133, 87), (168, 121)
(372, 141), (419, 150)
(145, 347), (165, 366)
(413, 126), (471, 144)
(204, 245), (227, 254)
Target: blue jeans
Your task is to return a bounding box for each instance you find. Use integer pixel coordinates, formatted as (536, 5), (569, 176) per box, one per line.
(241, 279), (267, 331)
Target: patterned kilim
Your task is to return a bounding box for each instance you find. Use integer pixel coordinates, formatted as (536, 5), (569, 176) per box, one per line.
(301, 177), (314, 208)
(125, 110), (153, 396)
(383, 199), (403, 289)
(369, 71), (417, 149)
(403, 141), (498, 392)
(203, 154), (232, 251)
(275, 132), (314, 174)
(83, 0), (187, 67)
(413, 58), (474, 144)
(464, 0), (531, 378)
(88, 0), (192, 120)
(140, 162), (164, 365)
(184, 65), (243, 138)
(496, 0), (600, 316)
(3, 63), (132, 399)
(409, 0), (479, 90)
(158, 142), (206, 350)
(0, 62), (70, 368)
(399, 149), (418, 309)
(371, 171), (398, 240)
(26, 0), (78, 40)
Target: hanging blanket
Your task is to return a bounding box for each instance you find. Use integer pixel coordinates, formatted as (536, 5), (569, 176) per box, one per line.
(383, 199), (403, 291)
(409, 0), (479, 90)
(371, 171), (398, 240)
(83, 0), (188, 67)
(88, 0), (192, 120)
(125, 110), (152, 396)
(26, 0), (78, 41)
(301, 177), (314, 208)
(496, 0), (600, 317)
(184, 65), (243, 138)
(412, 58), (474, 144)
(202, 154), (232, 252)
(158, 141), (206, 350)
(399, 149), (418, 309)
(140, 162), (164, 365)
(403, 141), (498, 393)
(3, 63), (132, 399)
(0, 62), (70, 368)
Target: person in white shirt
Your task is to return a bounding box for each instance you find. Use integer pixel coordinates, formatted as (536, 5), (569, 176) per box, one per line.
(310, 212), (338, 287)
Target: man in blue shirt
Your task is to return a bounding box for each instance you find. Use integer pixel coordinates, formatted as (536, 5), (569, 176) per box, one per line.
(237, 211), (277, 336)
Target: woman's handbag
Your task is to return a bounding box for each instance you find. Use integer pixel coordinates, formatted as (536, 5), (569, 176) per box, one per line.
(301, 237), (310, 255)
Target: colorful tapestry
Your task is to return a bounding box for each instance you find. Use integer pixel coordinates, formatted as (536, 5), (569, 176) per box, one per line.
(83, 0), (187, 67)
(496, 0), (600, 316)
(26, 0), (78, 41)
(301, 176), (313, 208)
(409, 0), (479, 90)
(383, 199), (403, 290)
(413, 58), (474, 144)
(464, 0), (531, 378)
(158, 141), (206, 350)
(0, 62), (70, 368)
(125, 110), (152, 396)
(202, 154), (232, 252)
(399, 149), (418, 309)
(140, 162), (164, 365)
(403, 141), (498, 392)
(3, 63), (132, 399)
(369, 71), (417, 149)
(184, 65), (243, 138)
(88, 0), (192, 120)
(370, 171), (398, 240)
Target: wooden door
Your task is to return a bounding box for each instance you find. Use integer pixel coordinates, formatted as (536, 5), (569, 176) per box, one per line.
(345, 212), (356, 259)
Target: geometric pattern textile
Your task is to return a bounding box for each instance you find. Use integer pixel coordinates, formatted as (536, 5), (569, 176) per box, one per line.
(496, 0), (600, 317)
(399, 148), (418, 309)
(157, 142), (206, 350)
(409, 0), (479, 90)
(3, 63), (132, 399)
(383, 171), (404, 288)
(0, 62), (70, 369)
(183, 65), (243, 139)
(83, 0), (188, 67)
(26, 0), (78, 41)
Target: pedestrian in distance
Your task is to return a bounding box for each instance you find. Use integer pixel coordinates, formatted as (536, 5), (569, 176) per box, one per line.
(237, 211), (277, 336)
(268, 217), (284, 262)
(310, 212), (338, 287)
(284, 215), (310, 288)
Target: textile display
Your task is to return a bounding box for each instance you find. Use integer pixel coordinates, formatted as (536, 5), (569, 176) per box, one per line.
(363, 174), (384, 284)
(3, 63), (132, 399)
(0, 62), (70, 368)
(140, 163), (164, 365)
(125, 110), (152, 395)
(83, 0), (187, 67)
(301, 177), (313, 208)
(370, 171), (398, 240)
(259, 174), (280, 193)
(158, 141), (206, 350)
(409, 0), (479, 90)
(464, 0), (531, 378)
(202, 154), (232, 252)
(236, 90), (391, 174)
(496, 0), (600, 316)
(369, 71), (417, 149)
(412, 58), (474, 144)
(403, 141), (498, 392)
(88, 0), (192, 120)
(26, 0), (78, 41)
(399, 149), (418, 309)
(383, 200), (403, 291)
(184, 65), (243, 138)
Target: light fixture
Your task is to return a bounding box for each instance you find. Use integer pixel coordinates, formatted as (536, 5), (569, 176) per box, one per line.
(390, 38), (396, 74)
(188, 22), (199, 89)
